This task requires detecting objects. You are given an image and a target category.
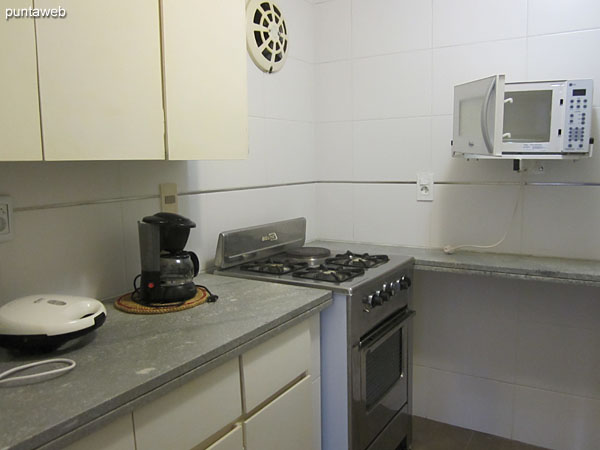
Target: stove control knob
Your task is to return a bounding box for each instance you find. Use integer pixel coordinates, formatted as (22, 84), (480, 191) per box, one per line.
(380, 284), (390, 302)
(399, 276), (412, 290)
(383, 282), (396, 298)
(372, 291), (384, 306)
(363, 294), (375, 311)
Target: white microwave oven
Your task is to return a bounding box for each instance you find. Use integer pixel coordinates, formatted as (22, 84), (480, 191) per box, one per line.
(452, 75), (593, 159)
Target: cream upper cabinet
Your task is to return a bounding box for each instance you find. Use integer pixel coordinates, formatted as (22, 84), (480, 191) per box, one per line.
(161, 0), (248, 160)
(0, 0), (43, 161)
(35, 0), (165, 160)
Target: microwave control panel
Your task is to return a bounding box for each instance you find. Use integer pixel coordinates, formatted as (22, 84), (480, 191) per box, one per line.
(564, 79), (593, 153)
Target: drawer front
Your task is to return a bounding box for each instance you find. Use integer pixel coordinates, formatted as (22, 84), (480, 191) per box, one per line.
(204, 425), (244, 450)
(64, 414), (135, 450)
(134, 358), (241, 450)
(244, 376), (313, 450)
(242, 320), (311, 412)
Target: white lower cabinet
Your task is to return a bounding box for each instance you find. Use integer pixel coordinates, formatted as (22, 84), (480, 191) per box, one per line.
(63, 414), (135, 450)
(62, 316), (320, 450)
(205, 425), (244, 450)
(244, 376), (313, 450)
(133, 357), (242, 450)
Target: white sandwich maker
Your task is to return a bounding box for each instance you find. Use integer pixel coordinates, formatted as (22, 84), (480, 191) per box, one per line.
(0, 295), (106, 352)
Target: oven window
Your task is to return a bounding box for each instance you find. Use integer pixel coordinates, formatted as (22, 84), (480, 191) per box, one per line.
(366, 328), (402, 409)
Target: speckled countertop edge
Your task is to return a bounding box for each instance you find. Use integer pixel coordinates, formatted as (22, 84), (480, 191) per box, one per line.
(310, 240), (600, 287)
(0, 274), (332, 450)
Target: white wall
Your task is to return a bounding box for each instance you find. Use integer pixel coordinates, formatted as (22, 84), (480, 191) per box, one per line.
(0, 0), (317, 304)
(312, 1), (600, 449)
(315, 0), (600, 261)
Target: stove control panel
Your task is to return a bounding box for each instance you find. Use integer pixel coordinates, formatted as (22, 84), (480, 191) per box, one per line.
(362, 275), (411, 312)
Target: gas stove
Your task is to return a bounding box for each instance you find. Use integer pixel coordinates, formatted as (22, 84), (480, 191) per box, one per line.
(213, 218), (415, 450)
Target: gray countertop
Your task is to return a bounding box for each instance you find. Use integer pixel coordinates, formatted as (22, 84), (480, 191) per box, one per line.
(311, 240), (600, 287)
(0, 274), (331, 450)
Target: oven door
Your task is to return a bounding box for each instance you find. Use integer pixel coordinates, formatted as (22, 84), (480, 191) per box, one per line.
(351, 308), (415, 450)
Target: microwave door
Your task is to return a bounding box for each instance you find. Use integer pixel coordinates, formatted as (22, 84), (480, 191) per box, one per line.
(452, 74), (506, 157)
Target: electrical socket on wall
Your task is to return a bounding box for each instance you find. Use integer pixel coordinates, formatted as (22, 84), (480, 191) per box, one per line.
(0, 196), (13, 242)
(160, 183), (179, 213)
(417, 172), (434, 202)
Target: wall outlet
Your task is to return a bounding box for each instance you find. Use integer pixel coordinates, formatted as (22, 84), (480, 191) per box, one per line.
(417, 172), (434, 202)
(160, 183), (179, 213)
(0, 196), (13, 242)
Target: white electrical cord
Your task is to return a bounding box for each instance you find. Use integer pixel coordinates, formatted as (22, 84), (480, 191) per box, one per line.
(443, 183), (523, 255)
(0, 359), (76, 385)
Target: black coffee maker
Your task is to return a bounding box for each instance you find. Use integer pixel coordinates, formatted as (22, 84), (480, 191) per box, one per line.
(137, 212), (199, 303)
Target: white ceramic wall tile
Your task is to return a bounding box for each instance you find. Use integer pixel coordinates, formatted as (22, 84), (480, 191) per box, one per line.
(516, 280), (600, 331)
(432, 39), (527, 115)
(413, 271), (519, 383)
(522, 186), (600, 259)
(411, 364), (430, 418)
(315, 122), (353, 180)
(247, 55), (267, 118)
(513, 386), (600, 450)
(0, 161), (121, 208)
(0, 203), (128, 304)
(315, 61), (352, 122)
(315, 0), (351, 62)
(432, 0), (527, 47)
(353, 117), (431, 181)
(528, 30), (600, 107)
(515, 321), (600, 400)
(277, 0), (315, 63)
(353, 50), (432, 120)
(528, 0), (600, 36)
(522, 107), (600, 183)
(351, 0), (431, 58)
(430, 185), (523, 254)
(421, 367), (514, 438)
(315, 183), (353, 241)
(431, 115), (523, 182)
(353, 184), (431, 247)
(263, 119), (315, 184)
(264, 58), (315, 122)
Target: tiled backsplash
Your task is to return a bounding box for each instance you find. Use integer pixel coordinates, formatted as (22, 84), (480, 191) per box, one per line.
(315, 0), (600, 261)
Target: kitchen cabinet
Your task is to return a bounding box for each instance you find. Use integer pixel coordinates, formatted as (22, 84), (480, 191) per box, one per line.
(133, 357), (242, 450)
(62, 317), (319, 450)
(63, 414), (135, 450)
(35, 0), (165, 160)
(161, 0), (248, 160)
(0, 0), (43, 161)
(244, 376), (313, 450)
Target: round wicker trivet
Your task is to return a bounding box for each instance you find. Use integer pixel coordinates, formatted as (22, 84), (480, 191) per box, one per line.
(115, 287), (208, 314)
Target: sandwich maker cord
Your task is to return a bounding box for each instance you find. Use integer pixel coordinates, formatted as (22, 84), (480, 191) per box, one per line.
(0, 358), (76, 385)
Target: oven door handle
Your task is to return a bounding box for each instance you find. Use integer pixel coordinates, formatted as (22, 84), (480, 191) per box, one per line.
(359, 309), (415, 350)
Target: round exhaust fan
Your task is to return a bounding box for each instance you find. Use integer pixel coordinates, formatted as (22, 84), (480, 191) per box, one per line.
(246, 0), (288, 73)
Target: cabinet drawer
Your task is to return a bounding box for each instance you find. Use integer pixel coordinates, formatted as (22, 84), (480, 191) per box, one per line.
(63, 414), (135, 450)
(134, 358), (241, 450)
(204, 425), (243, 450)
(244, 376), (313, 450)
(242, 320), (311, 412)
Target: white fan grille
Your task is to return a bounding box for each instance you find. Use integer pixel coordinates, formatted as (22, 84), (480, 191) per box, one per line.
(246, 0), (288, 73)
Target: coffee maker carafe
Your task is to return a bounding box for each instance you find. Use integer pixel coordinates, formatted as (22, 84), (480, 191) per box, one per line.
(137, 212), (199, 303)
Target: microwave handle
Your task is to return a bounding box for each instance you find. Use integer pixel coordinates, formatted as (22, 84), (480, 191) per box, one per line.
(480, 76), (496, 154)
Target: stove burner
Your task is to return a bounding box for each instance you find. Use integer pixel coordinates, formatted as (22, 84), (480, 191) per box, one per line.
(292, 264), (365, 283)
(240, 259), (308, 275)
(326, 251), (389, 269)
(283, 246), (332, 259)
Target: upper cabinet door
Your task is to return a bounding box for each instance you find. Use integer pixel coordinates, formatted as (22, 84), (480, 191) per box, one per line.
(0, 0), (43, 161)
(35, 0), (165, 160)
(162, 0), (248, 160)
(452, 74), (506, 157)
